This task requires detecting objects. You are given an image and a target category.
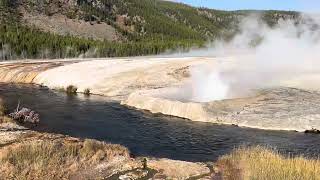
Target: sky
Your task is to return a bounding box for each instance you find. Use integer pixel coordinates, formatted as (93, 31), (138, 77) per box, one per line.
(169, 0), (320, 12)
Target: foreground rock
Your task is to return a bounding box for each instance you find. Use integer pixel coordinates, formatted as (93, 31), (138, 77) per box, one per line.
(147, 158), (211, 179)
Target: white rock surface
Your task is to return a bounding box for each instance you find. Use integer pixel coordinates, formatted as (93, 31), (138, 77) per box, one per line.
(2, 57), (320, 131)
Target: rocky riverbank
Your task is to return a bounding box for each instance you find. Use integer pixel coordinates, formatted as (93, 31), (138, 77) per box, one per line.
(0, 99), (214, 179)
(0, 125), (215, 179)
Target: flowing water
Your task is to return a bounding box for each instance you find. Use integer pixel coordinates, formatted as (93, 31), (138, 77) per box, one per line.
(0, 83), (320, 162)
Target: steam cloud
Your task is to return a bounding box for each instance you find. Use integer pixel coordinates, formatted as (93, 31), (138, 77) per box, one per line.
(189, 13), (320, 102)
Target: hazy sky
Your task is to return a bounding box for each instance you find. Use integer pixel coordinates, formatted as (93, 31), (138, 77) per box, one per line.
(170, 0), (320, 12)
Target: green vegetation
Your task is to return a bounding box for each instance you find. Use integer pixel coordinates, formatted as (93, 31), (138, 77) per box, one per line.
(0, 23), (201, 60)
(0, 0), (299, 60)
(216, 146), (320, 180)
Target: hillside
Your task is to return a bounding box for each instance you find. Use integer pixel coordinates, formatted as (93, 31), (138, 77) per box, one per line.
(0, 0), (299, 60)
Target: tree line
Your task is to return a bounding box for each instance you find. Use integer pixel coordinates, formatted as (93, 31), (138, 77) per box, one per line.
(0, 0), (300, 60)
(0, 24), (203, 60)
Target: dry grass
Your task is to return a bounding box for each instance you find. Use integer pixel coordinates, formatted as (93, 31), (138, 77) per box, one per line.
(216, 146), (320, 180)
(0, 99), (12, 123)
(0, 139), (129, 179)
(0, 98), (5, 116)
(0, 116), (14, 124)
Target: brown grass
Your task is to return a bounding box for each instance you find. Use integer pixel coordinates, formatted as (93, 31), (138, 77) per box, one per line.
(0, 139), (129, 179)
(0, 116), (14, 124)
(216, 146), (320, 180)
(0, 99), (12, 123)
(0, 98), (5, 116)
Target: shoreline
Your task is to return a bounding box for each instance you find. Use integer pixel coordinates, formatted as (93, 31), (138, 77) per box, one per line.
(1, 57), (320, 132)
(0, 97), (214, 179)
(2, 82), (318, 134)
(1, 97), (320, 179)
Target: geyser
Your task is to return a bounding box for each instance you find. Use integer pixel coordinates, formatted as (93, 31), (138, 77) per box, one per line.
(185, 13), (320, 103)
(190, 65), (229, 102)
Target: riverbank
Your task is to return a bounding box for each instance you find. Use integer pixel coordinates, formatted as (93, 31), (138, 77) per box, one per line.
(1, 57), (320, 132)
(1, 100), (319, 179)
(0, 100), (213, 179)
(123, 87), (320, 132)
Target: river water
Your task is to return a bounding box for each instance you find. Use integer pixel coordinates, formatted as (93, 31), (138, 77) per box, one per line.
(0, 83), (319, 162)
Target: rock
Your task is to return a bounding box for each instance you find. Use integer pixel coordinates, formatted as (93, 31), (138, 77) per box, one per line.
(147, 158), (210, 179)
(119, 169), (148, 180)
(122, 90), (208, 122)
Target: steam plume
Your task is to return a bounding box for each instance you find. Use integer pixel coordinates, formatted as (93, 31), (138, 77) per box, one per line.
(190, 13), (320, 102)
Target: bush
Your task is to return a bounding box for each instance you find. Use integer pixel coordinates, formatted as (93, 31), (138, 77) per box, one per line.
(66, 85), (78, 94)
(84, 88), (90, 96)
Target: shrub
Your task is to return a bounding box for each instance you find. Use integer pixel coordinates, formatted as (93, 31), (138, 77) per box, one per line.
(66, 85), (78, 94)
(84, 88), (90, 96)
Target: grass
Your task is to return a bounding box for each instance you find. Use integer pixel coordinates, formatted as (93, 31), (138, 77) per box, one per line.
(0, 98), (5, 116)
(0, 116), (14, 124)
(0, 98), (12, 123)
(216, 146), (320, 180)
(0, 139), (129, 179)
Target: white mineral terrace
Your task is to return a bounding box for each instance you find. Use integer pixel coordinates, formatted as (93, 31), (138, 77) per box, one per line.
(1, 56), (320, 132)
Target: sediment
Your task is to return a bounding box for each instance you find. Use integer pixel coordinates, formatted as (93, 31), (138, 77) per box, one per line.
(0, 61), (67, 83)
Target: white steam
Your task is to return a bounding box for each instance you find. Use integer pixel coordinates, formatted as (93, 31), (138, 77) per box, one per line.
(190, 13), (320, 102)
(190, 65), (228, 102)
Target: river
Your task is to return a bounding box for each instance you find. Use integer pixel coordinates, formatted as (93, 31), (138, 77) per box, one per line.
(0, 83), (319, 162)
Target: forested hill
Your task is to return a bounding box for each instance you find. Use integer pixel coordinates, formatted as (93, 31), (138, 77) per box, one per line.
(0, 0), (299, 60)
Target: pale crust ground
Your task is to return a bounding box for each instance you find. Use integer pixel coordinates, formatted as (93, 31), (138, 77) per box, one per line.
(1, 57), (320, 131)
